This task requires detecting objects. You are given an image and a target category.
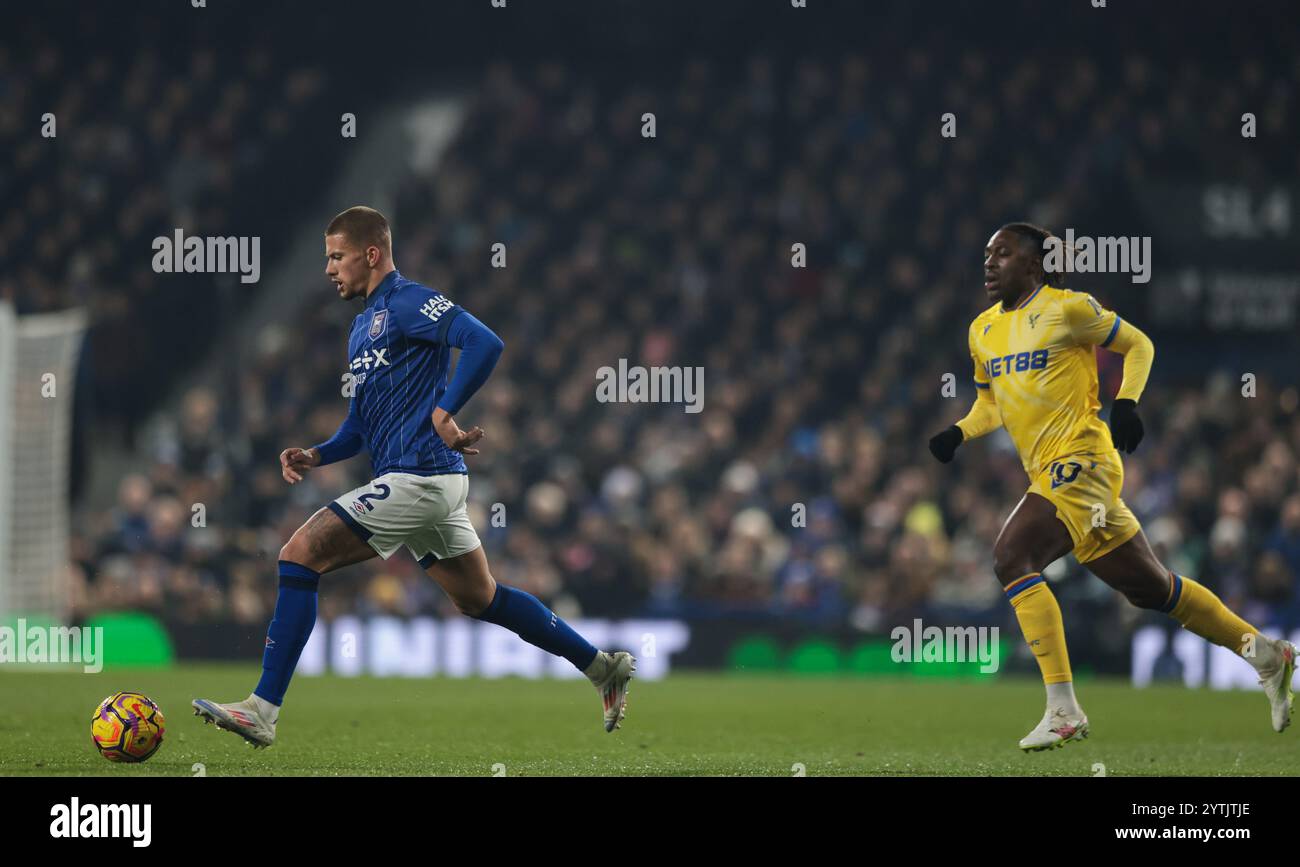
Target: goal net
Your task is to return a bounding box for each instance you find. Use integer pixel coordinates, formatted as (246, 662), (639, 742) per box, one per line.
(0, 301), (88, 619)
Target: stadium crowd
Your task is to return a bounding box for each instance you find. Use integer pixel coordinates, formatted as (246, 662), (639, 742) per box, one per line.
(0, 22), (331, 444)
(55, 48), (1300, 658)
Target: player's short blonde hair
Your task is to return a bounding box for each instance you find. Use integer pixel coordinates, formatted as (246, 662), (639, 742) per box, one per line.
(326, 206), (392, 255)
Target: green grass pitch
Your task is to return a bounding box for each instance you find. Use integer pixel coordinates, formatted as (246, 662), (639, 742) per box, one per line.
(1, 664), (1294, 776)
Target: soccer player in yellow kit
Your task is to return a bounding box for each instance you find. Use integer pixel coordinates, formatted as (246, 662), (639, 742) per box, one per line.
(928, 223), (1297, 751)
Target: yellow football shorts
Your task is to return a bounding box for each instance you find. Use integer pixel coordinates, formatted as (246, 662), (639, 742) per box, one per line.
(1027, 450), (1141, 563)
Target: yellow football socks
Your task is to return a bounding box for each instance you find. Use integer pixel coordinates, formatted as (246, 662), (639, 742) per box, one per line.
(1163, 573), (1260, 657)
(1005, 573), (1073, 685)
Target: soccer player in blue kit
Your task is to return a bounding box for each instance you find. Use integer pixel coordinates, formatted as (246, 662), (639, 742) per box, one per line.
(193, 207), (635, 747)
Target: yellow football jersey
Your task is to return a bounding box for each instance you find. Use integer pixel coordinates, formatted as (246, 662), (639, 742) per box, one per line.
(966, 285), (1126, 477)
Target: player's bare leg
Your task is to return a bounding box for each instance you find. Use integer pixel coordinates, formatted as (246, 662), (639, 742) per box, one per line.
(422, 543), (498, 616)
(193, 508), (378, 746)
(1086, 530), (1297, 732)
(279, 505), (383, 573)
(425, 545), (636, 732)
(992, 492), (1088, 751)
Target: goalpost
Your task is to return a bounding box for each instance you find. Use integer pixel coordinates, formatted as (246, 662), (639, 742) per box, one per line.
(0, 300), (88, 620)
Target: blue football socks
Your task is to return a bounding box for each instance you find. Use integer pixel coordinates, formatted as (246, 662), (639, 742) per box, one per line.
(476, 584), (599, 671)
(254, 560), (321, 706)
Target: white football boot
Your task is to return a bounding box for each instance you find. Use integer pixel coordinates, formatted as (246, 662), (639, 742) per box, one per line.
(1257, 638), (1297, 733)
(585, 651), (636, 732)
(192, 696), (277, 748)
(1019, 706), (1089, 752)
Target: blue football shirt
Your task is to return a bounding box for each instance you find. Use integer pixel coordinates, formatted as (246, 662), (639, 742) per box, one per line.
(344, 269), (468, 476)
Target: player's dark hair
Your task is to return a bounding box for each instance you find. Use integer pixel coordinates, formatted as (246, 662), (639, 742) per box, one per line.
(326, 206), (392, 255)
(998, 221), (1067, 286)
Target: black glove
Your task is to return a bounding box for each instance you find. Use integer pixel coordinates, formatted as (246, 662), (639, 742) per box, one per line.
(928, 425), (964, 463)
(1109, 398), (1144, 453)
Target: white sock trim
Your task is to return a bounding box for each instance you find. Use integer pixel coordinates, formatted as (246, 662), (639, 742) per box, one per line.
(1045, 681), (1081, 713)
(249, 694), (280, 717)
(1245, 635), (1280, 673)
(584, 651), (609, 681)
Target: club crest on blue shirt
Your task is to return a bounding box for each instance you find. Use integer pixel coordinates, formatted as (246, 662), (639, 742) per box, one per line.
(369, 309), (388, 340)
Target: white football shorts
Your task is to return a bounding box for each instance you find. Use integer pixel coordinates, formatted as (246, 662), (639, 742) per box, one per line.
(327, 471), (481, 568)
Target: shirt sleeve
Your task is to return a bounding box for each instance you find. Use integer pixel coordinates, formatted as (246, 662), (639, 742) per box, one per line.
(1105, 319), (1156, 402)
(956, 386), (1002, 440)
(311, 395), (365, 466)
(969, 320), (990, 390)
(1063, 291), (1123, 348)
(957, 319), (1001, 439)
(437, 311), (505, 415)
(393, 285), (464, 344)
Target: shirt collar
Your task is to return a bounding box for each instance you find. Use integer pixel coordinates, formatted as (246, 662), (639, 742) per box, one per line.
(1002, 282), (1046, 314)
(364, 270), (401, 310)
